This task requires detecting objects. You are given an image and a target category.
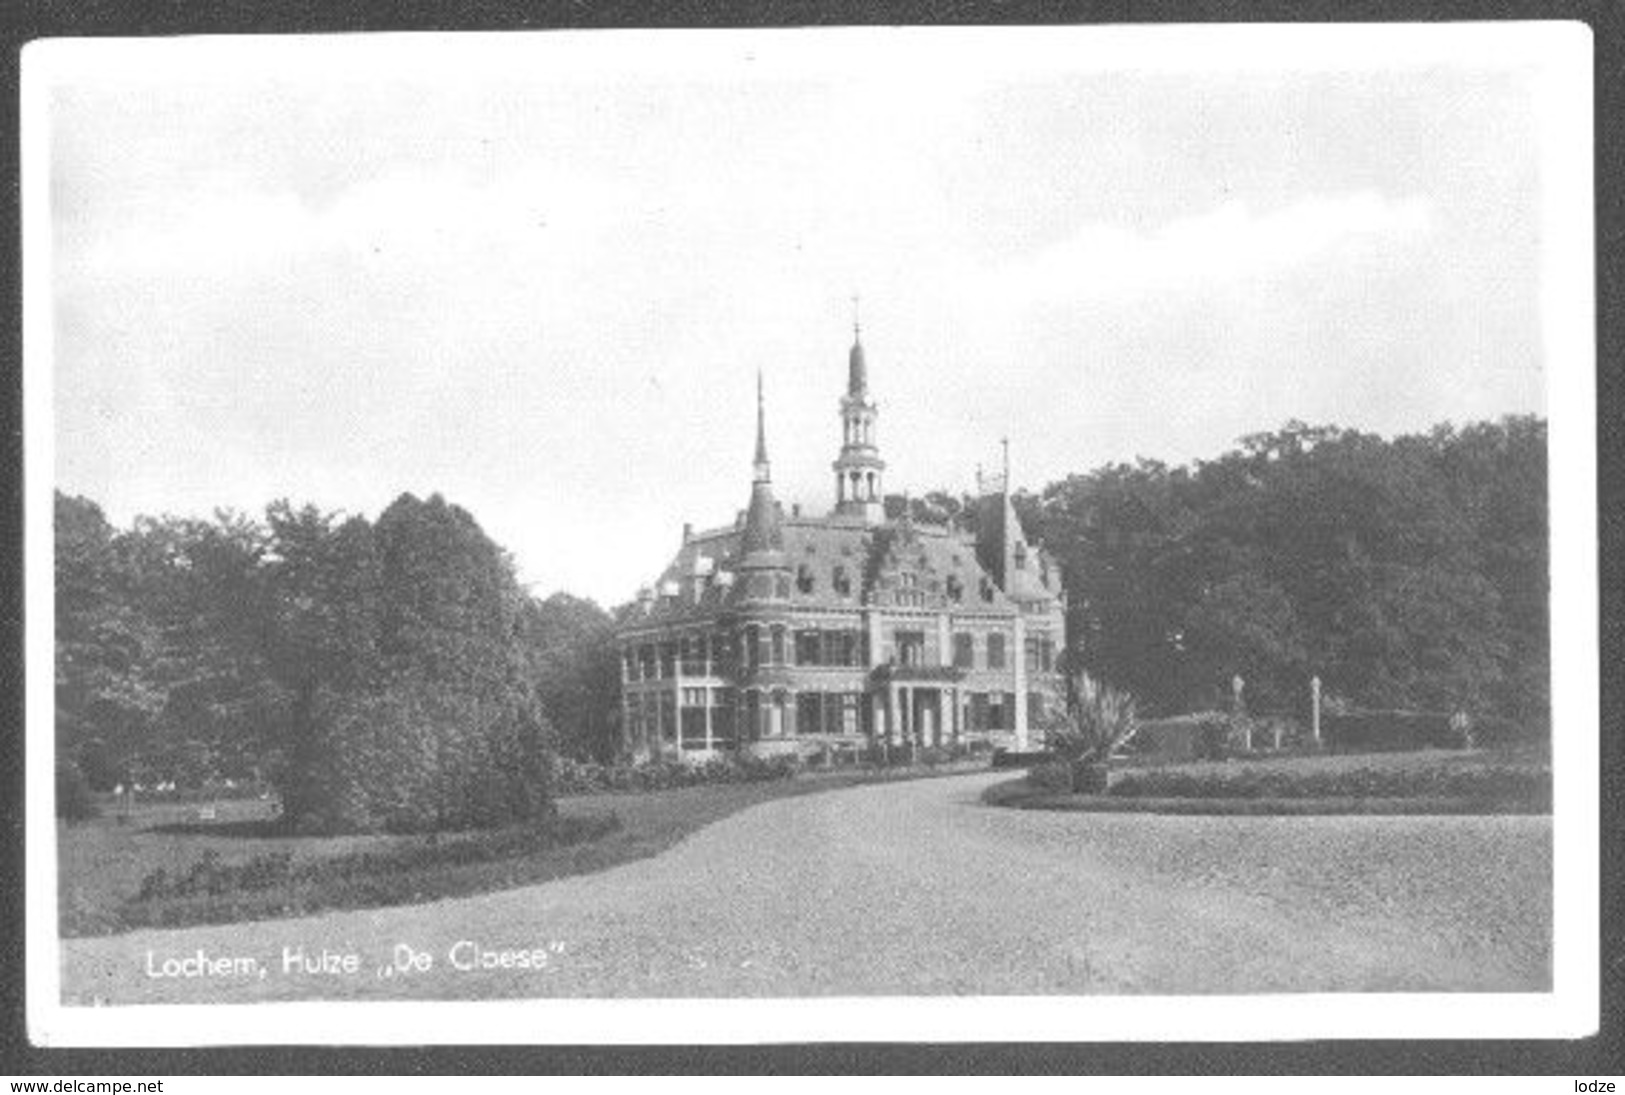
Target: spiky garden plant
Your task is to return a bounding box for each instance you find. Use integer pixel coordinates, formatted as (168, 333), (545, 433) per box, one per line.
(1045, 670), (1140, 769)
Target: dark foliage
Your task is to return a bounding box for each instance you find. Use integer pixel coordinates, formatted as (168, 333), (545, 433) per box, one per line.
(990, 749), (1059, 769)
(121, 812), (618, 930)
(1322, 711), (1469, 753)
(1018, 417), (1547, 721)
(521, 593), (621, 763)
(1028, 761), (1075, 794)
(547, 752), (801, 796)
(54, 489), (563, 835)
(56, 760), (98, 822)
(1193, 713), (1234, 761)
(1466, 713), (1549, 751)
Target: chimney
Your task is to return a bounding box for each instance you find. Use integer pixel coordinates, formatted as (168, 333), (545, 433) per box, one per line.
(682, 522), (693, 544)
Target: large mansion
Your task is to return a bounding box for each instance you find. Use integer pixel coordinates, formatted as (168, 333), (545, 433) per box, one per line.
(616, 326), (1066, 759)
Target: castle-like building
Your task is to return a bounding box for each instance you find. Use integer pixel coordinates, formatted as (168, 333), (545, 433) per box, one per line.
(616, 325), (1066, 760)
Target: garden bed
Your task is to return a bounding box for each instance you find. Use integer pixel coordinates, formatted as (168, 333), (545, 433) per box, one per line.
(986, 748), (1550, 816)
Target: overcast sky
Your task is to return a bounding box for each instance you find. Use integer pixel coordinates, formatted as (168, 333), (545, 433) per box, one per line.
(42, 28), (1566, 607)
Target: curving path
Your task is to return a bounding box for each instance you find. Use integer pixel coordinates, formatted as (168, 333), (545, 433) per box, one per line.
(60, 772), (1551, 1003)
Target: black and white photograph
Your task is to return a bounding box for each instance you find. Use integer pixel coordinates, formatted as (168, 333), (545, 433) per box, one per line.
(22, 24), (1598, 1046)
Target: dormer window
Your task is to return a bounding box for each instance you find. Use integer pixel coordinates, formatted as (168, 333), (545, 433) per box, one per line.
(833, 565), (851, 596)
(980, 576), (995, 602)
(1014, 542), (1027, 570)
(796, 564), (816, 594)
(946, 575), (963, 603)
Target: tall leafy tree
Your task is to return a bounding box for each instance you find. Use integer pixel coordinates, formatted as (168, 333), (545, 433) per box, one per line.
(521, 592), (620, 762)
(54, 492), (161, 789)
(293, 493), (552, 833)
(260, 501), (383, 823)
(1021, 417), (1546, 719)
(122, 509), (276, 787)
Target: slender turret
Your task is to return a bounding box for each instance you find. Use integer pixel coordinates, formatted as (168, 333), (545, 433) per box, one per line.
(737, 372), (788, 599)
(832, 316), (886, 524)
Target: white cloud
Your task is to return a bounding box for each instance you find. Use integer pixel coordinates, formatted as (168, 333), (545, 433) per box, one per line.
(966, 191), (1434, 308)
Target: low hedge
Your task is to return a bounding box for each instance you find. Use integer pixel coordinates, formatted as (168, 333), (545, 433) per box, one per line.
(1108, 753), (1549, 809)
(993, 791), (1550, 816)
(991, 749), (1058, 769)
(548, 752), (801, 796)
(119, 812), (620, 931)
(1467, 713), (1550, 751)
(1028, 761), (1074, 793)
(1322, 710), (1467, 753)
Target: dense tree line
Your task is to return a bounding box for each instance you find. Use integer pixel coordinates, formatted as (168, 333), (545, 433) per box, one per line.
(55, 491), (620, 831)
(882, 417), (1546, 720)
(1018, 417), (1548, 719)
(57, 415), (1547, 824)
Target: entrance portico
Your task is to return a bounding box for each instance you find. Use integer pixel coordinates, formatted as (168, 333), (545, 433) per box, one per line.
(872, 665), (965, 747)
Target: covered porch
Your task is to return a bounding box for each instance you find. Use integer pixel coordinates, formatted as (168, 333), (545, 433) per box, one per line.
(869, 665), (968, 748)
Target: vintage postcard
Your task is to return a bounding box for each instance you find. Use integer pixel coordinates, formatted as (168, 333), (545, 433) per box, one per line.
(22, 24), (1597, 1046)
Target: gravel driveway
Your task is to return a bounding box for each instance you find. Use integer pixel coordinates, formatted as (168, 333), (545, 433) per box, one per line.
(60, 771), (1550, 1003)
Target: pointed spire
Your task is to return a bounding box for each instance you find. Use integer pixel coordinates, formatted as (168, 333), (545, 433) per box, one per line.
(753, 369), (771, 482)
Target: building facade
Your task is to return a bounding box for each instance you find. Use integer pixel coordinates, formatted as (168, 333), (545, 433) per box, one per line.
(616, 327), (1066, 760)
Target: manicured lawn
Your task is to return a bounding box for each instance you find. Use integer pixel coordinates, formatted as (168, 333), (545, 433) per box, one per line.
(58, 762), (988, 937)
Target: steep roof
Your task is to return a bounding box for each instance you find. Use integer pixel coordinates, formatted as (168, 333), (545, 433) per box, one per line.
(975, 491), (1060, 603)
(738, 482), (785, 564)
(623, 511), (1031, 627)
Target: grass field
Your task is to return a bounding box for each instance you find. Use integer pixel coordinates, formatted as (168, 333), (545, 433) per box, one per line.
(58, 762), (987, 937)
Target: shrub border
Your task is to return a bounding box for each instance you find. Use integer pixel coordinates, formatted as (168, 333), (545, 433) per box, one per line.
(981, 777), (1551, 816)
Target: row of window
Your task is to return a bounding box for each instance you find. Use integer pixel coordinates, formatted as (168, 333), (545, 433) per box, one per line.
(764, 565), (1008, 604)
(624, 627), (868, 680)
(626, 686), (1047, 747)
(625, 628), (1058, 679)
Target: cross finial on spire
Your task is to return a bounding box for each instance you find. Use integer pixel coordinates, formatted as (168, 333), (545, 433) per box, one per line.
(851, 293), (861, 335)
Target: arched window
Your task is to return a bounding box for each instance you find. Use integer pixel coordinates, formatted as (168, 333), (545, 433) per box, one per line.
(946, 574), (963, 603)
(980, 576), (995, 602)
(1014, 542), (1027, 570)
